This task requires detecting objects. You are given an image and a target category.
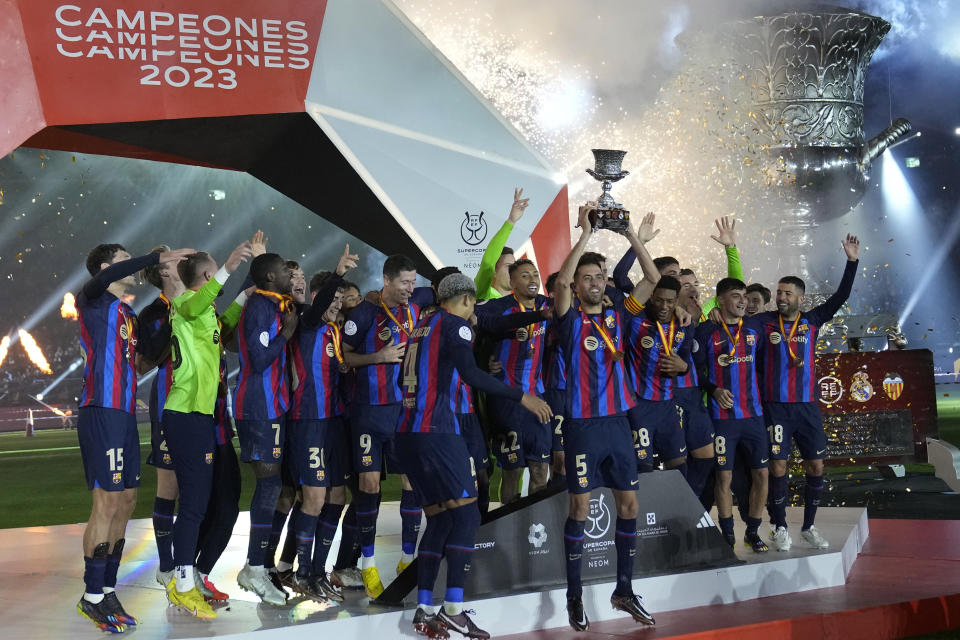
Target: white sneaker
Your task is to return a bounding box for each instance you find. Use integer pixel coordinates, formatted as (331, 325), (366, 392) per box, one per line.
(237, 563), (287, 606)
(330, 567), (364, 589)
(194, 567), (213, 599)
(156, 568), (174, 587)
(800, 526), (830, 549)
(770, 526), (792, 552)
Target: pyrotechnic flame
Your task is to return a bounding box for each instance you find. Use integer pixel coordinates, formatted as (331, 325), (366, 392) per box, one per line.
(0, 335), (9, 369)
(60, 292), (78, 320)
(17, 329), (52, 374)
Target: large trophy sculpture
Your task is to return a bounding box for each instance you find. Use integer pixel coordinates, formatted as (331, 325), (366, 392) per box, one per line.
(585, 149), (631, 233)
(682, 5), (912, 282)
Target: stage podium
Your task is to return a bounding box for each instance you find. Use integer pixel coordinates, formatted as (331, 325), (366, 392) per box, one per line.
(376, 469), (740, 604)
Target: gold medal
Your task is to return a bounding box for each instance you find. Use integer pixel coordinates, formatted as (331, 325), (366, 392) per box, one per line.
(778, 312), (803, 367)
(793, 356), (804, 368)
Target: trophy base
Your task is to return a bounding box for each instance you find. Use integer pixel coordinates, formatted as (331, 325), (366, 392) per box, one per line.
(589, 207), (630, 232)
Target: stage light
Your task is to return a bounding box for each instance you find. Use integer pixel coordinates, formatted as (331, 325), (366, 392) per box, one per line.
(955, 127), (960, 136)
(900, 206), (960, 326)
(904, 157), (920, 168)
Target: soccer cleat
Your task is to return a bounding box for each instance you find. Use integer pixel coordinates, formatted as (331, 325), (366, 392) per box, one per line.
(744, 531), (769, 553)
(413, 607), (450, 639)
(361, 566), (385, 599)
(102, 591), (138, 626)
(437, 608), (490, 639)
(722, 531), (736, 548)
(238, 563), (288, 606)
(397, 558), (413, 574)
(801, 526), (830, 549)
(566, 596), (590, 632)
(165, 579), (217, 619)
(156, 568), (174, 587)
(314, 574), (345, 603)
(331, 566), (364, 589)
(770, 526), (792, 552)
(611, 593), (656, 626)
(277, 567), (296, 590)
(198, 572), (229, 601)
(268, 568), (289, 596)
(293, 573), (328, 602)
(77, 596), (126, 633)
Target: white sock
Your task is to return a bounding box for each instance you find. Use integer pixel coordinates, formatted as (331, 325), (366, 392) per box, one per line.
(422, 604), (438, 615)
(83, 592), (104, 604)
(361, 555), (376, 570)
(443, 601), (463, 616)
(102, 586), (115, 594)
(176, 565), (194, 593)
(400, 552), (414, 564)
(276, 560), (293, 573)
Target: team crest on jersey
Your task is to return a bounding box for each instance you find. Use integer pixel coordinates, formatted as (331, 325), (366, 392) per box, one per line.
(850, 371), (874, 403)
(798, 324), (809, 333)
(316, 469), (325, 481)
(637, 448), (648, 459)
(746, 334), (756, 346)
(604, 315), (615, 329)
(507, 452), (518, 463)
(583, 336), (600, 351)
(640, 336), (655, 349)
(578, 476), (588, 488)
(515, 327), (529, 342)
(378, 328), (392, 341)
(361, 455), (373, 467)
(675, 330), (685, 342)
(272, 447), (282, 459)
(771, 445), (780, 455)
(769, 332), (782, 344)
(162, 453), (171, 464)
(212, 329), (220, 345)
(112, 472), (122, 484)
(882, 372), (904, 401)
(717, 456), (726, 466)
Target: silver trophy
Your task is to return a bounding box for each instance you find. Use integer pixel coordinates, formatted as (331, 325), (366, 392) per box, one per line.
(585, 149), (631, 232)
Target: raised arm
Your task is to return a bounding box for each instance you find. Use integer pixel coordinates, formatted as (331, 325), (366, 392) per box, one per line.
(624, 213), (660, 303)
(812, 235), (860, 322)
(554, 204), (593, 317)
(474, 188), (527, 298)
(301, 244), (357, 329)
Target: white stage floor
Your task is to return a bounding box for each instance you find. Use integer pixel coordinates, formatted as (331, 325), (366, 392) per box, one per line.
(0, 503), (867, 639)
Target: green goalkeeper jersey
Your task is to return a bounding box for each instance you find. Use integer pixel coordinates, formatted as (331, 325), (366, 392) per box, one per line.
(164, 275), (241, 416)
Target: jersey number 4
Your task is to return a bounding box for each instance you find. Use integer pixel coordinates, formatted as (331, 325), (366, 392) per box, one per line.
(402, 342), (420, 395)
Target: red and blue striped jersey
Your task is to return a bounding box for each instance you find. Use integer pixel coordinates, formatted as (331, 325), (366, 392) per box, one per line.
(234, 291), (292, 420)
(755, 259), (858, 403)
(477, 294), (549, 394)
(289, 322), (343, 420)
(694, 318), (764, 420)
(77, 290), (139, 413)
(556, 305), (636, 419)
(343, 298), (420, 406)
(453, 376), (474, 415)
(137, 295), (174, 423)
(623, 300), (691, 402)
(543, 323), (566, 392)
(397, 310), (470, 434)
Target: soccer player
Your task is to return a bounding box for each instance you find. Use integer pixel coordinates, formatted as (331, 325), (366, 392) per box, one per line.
(694, 278), (769, 551)
(284, 245), (359, 600)
(554, 206), (657, 632)
(758, 234), (860, 551)
(398, 273), (552, 638)
(76, 243), (193, 632)
(341, 254), (420, 597)
(161, 241), (254, 618)
(542, 271), (566, 485)
(135, 245), (185, 589)
(745, 283), (771, 316)
(477, 258), (552, 503)
(234, 252), (298, 605)
(474, 188), (528, 300)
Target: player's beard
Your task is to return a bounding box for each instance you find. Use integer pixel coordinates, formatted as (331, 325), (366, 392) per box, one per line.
(580, 287), (603, 306)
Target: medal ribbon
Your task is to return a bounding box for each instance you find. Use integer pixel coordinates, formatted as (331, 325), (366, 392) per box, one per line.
(380, 295), (414, 339)
(256, 289), (294, 313)
(656, 318), (676, 355)
(721, 318), (743, 357)
(327, 321), (344, 364)
(778, 312), (801, 362)
(586, 308), (622, 359)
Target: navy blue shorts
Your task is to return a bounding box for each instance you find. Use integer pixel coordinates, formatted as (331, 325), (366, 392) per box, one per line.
(544, 388), (566, 452)
(764, 401), (827, 461)
(287, 418), (331, 487)
(457, 412), (489, 468)
(489, 395), (551, 470)
(562, 415), (637, 494)
(235, 418), (285, 463)
(349, 403), (402, 474)
(713, 416), (769, 471)
(146, 419), (175, 470)
(162, 410), (216, 486)
(396, 432), (478, 506)
(78, 406), (140, 491)
(628, 398), (686, 464)
(674, 386), (715, 451)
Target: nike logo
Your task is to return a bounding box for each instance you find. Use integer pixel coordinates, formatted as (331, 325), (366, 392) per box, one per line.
(760, 458), (769, 464)
(577, 613), (588, 627)
(714, 340), (726, 346)
(444, 616), (470, 634)
(816, 449), (826, 456)
(679, 447), (687, 453)
(630, 479), (639, 486)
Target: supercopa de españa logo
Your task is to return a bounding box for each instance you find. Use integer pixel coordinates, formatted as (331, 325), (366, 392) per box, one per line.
(460, 211), (488, 246)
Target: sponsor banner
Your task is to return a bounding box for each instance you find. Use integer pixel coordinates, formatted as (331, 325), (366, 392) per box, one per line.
(815, 349), (937, 463)
(16, 0), (327, 124)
